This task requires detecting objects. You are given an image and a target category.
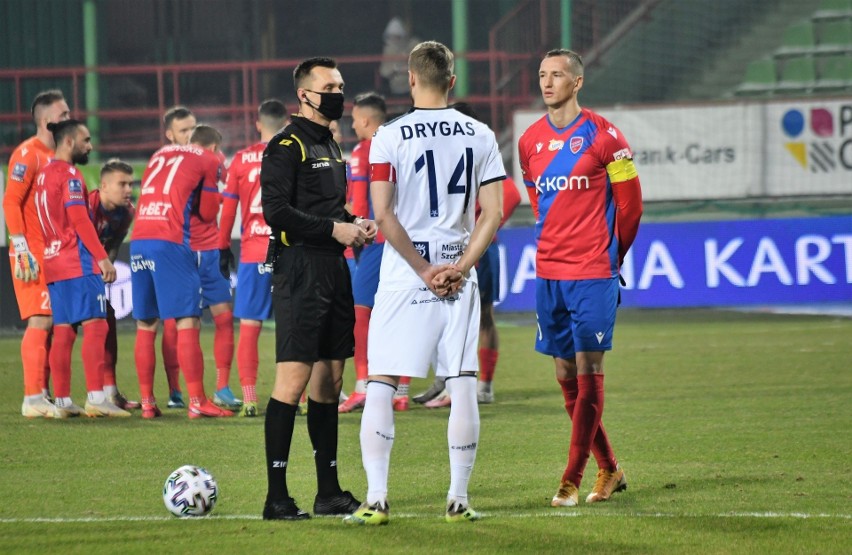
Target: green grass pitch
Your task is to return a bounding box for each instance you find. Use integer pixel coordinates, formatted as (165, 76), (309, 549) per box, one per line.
(0, 309), (849, 554)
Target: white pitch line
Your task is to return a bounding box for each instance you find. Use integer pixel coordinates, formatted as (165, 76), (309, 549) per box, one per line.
(0, 511), (849, 524)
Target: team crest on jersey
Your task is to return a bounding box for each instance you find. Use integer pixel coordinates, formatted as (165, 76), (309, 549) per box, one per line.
(412, 241), (430, 263)
(548, 139), (564, 152)
(11, 163), (27, 182)
(569, 136), (584, 154)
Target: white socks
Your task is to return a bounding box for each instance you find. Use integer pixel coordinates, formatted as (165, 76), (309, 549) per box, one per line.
(360, 380), (396, 505)
(354, 379), (366, 395)
(446, 376), (480, 505)
(87, 390), (106, 404)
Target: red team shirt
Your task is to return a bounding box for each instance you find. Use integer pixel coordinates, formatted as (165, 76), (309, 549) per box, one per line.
(349, 138), (385, 244)
(518, 108), (642, 281)
(34, 160), (108, 283)
(132, 144), (221, 245)
(188, 149), (225, 251)
(219, 141), (270, 263)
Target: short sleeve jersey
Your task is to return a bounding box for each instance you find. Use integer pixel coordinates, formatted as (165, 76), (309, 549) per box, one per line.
(88, 191), (135, 250)
(3, 136), (54, 254)
(132, 144), (221, 245)
(518, 108), (638, 280)
(349, 138), (384, 244)
(222, 141), (270, 263)
(188, 150), (225, 251)
(370, 107), (506, 290)
(34, 160), (100, 283)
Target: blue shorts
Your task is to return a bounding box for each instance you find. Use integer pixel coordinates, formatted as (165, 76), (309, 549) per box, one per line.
(477, 242), (500, 305)
(130, 239), (202, 320)
(48, 274), (107, 325)
(346, 256), (357, 289)
(196, 249), (232, 308)
(352, 242), (383, 308)
(535, 277), (619, 359)
(234, 262), (273, 321)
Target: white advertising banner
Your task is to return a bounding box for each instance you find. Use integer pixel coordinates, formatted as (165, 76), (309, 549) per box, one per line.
(513, 99), (852, 201)
(763, 99), (852, 196)
(513, 104), (761, 201)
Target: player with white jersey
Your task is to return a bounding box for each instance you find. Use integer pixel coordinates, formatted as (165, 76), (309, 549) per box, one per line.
(218, 99), (288, 417)
(345, 41), (504, 526)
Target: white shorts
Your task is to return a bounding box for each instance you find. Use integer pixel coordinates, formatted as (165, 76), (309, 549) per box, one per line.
(368, 281), (480, 378)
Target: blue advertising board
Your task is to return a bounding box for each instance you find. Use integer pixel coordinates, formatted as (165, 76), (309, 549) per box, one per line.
(494, 216), (852, 311)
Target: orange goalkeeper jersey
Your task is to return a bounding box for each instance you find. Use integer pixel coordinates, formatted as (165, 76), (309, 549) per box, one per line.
(4, 136), (54, 255)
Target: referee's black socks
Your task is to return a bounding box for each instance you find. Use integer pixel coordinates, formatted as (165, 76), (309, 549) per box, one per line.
(264, 397), (298, 502)
(307, 398), (342, 497)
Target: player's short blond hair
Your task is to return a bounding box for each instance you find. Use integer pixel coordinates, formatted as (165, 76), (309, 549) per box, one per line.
(408, 41), (454, 92)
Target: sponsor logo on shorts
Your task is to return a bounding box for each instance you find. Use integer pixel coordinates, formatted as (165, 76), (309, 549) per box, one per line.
(130, 254), (156, 272)
(595, 331), (604, 344)
(451, 442), (478, 451)
(257, 263), (273, 274)
(410, 293), (459, 305)
(12, 163), (27, 182)
(412, 241), (430, 262)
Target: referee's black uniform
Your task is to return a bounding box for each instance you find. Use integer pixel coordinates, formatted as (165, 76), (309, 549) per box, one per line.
(261, 115), (357, 363)
(260, 113), (361, 520)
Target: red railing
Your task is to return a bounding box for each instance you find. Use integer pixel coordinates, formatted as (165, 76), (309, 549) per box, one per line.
(0, 51), (540, 159)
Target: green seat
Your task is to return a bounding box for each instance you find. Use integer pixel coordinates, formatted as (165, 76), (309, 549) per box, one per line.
(814, 0), (852, 20)
(734, 57), (777, 95)
(777, 20), (816, 56)
(817, 19), (852, 52)
(816, 54), (852, 89)
(776, 56), (816, 93)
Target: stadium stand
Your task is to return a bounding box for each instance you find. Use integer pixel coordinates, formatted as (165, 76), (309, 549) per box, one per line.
(733, 0), (852, 96)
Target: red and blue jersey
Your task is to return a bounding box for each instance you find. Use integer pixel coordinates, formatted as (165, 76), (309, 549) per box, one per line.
(518, 108), (642, 280)
(34, 160), (108, 283)
(349, 138), (385, 244)
(188, 149), (225, 251)
(219, 141), (270, 263)
(132, 144), (221, 246)
(88, 191), (135, 252)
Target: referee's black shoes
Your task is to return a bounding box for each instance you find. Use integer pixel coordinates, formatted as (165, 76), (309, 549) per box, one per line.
(313, 491), (361, 516)
(262, 497), (310, 520)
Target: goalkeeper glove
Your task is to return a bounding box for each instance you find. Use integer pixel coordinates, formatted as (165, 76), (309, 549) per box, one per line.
(11, 235), (40, 282)
(219, 248), (235, 280)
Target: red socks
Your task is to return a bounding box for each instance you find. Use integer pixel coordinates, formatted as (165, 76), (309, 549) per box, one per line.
(478, 347), (498, 382)
(21, 327), (49, 396)
(162, 319), (181, 392)
(237, 322), (261, 403)
(213, 310), (234, 390)
(353, 305), (371, 382)
(558, 376), (618, 474)
(49, 325), (76, 399)
(135, 328), (157, 403)
(562, 374), (607, 487)
(177, 327), (206, 403)
(81, 320), (108, 394)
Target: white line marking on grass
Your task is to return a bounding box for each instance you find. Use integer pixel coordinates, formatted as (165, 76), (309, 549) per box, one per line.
(0, 511), (849, 524)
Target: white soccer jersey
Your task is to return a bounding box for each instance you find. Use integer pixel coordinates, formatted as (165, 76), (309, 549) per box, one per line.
(370, 107), (506, 290)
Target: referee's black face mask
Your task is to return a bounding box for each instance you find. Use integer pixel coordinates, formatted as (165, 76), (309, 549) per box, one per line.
(304, 90), (345, 121)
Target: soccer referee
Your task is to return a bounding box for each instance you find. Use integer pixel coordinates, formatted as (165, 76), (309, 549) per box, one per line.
(260, 56), (376, 520)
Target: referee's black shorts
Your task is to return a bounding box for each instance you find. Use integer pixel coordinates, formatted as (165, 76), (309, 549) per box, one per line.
(272, 246), (355, 363)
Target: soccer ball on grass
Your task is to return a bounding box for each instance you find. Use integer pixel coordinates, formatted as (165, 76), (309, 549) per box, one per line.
(163, 465), (218, 517)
